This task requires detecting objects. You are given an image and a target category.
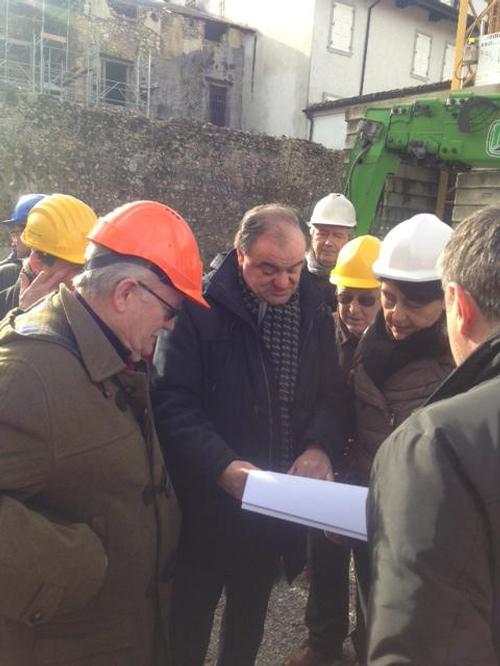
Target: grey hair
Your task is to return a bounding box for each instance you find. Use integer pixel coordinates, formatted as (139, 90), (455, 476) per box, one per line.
(439, 206), (500, 322)
(234, 203), (303, 254)
(72, 243), (154, 296)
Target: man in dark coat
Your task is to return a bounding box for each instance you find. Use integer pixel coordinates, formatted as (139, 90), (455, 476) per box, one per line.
(367, 206), (500, 664)
(152, 203), (348, 666)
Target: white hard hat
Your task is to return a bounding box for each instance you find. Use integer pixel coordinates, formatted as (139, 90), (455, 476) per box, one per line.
(373, 213), (453, 282)
(309, 193), (357, 228)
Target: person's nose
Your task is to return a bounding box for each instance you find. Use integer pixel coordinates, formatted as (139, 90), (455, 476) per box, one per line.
(274, 271), (289, 290)
(391, 301), (407, 324)
(349, 299), (361, 315)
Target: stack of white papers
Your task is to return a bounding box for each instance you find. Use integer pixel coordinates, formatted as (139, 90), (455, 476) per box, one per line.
(242, 471), (368, 540)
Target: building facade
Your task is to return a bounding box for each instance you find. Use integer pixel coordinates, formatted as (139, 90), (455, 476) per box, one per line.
(0, 0), (254, 127)
(199, 0), (457, 141)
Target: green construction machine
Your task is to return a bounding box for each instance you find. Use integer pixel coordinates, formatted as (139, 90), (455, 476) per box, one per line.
(344, 91), (500, 235)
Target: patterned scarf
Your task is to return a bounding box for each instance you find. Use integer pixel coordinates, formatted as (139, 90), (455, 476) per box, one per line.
(240, 274), (301, 472)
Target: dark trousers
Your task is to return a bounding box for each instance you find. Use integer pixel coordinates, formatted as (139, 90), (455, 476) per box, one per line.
(170, 516), (282, 666)
(305, 529), (369, 660)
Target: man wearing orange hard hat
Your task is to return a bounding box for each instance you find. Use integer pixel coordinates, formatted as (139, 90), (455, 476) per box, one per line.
(0, 200), (206, 665)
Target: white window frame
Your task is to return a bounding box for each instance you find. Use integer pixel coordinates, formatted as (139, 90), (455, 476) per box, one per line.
(411, 31), (432, 80)
(328, 1), (355, 56)
(441, 41), (455, 81)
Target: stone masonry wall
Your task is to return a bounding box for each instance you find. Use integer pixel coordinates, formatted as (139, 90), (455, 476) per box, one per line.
(0, 92), (345, 261)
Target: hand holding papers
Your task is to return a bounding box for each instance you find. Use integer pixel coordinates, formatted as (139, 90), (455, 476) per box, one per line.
(242, 471), (368, 541)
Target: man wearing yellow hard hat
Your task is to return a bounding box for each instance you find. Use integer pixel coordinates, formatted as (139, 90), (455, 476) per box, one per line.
(285, 235), (381, 666)
(0, 193), (97, 319)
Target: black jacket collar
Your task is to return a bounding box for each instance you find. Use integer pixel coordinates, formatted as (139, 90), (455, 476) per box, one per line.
(427, 328), (500, 405)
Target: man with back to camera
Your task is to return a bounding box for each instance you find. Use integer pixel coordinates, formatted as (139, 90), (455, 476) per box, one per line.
(367, 206), (500, 664)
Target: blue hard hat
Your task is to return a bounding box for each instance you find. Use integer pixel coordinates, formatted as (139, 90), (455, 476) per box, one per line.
(2, 193), (47, 226)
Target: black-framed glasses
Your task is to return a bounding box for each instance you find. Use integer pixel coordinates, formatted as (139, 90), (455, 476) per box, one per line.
(137, 280), (180, 321)
(337, 292), (378, 307)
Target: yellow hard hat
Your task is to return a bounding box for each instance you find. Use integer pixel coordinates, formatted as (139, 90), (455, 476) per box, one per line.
(21, 194), (97, 265)
(329, 235), (382, 289)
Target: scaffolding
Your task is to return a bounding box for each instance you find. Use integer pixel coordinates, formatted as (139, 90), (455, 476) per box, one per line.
(84, 39), (153, 115)
(0, 0), (71, 94)
(0, 0), (153, 115)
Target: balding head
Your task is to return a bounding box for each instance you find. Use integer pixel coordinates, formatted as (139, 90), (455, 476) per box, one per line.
(235, 204), (306, 305)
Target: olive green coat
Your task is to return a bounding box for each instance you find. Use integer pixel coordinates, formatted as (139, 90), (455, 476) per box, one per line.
(0, 286), (179, 666)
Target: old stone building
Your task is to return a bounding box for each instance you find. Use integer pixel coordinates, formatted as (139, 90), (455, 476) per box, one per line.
(0, 0), (254, 127)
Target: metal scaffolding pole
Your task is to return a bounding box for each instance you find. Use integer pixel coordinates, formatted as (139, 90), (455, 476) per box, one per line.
(3, 0), (9, 82)
(40, 0), (45, 91)
(146, 51), (151, 118)
(136, 49), (140, 108)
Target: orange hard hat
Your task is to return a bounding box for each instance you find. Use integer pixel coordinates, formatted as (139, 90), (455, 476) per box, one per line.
(88, 200), (208, 308)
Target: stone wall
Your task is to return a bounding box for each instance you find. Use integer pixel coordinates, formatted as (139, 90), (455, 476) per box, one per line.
(0, 92), (345, 261)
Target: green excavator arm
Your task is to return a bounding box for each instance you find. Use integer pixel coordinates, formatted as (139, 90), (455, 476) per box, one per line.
(345, 91), (500, 235)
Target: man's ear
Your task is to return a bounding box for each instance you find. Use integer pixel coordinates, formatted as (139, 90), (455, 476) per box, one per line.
(235, 246), (245, 269)
(111, 278), (137, 313)
(453, 282), (475, 337)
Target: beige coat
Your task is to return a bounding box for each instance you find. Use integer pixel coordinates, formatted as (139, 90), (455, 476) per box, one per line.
(0, 286), (179, 666)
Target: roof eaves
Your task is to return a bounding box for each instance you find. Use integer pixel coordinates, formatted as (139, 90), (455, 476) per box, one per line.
(164, 2), (255, 32)
(304, 80), (451, 116)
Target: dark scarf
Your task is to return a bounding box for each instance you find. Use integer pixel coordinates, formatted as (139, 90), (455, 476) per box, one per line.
(239, 274), (301, 472)
(358, 309), (450, 390)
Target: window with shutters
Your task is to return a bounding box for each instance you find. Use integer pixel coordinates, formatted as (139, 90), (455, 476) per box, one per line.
(328, 1), (355, 54)
(411, 32), (432, 79)
(441, 42), (455, 80)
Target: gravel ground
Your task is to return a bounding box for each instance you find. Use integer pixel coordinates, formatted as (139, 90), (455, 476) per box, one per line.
(205, 571), (360, 666)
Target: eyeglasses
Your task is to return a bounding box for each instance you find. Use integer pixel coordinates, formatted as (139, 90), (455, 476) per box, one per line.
(337, 292), (378, 307)
(137, 280), (180, 321)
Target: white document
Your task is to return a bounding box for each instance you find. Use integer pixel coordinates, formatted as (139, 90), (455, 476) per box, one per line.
(242, 470), (368, 541)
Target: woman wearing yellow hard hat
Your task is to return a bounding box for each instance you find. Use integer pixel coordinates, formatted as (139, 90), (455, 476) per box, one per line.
(289, 236), (382, 666)
(330, 234), (382, 353)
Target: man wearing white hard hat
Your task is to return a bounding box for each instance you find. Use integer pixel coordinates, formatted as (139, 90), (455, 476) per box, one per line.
(306, 193), (356, 309)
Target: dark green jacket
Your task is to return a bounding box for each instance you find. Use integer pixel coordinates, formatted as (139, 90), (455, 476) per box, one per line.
(367, 330), (500, 665)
